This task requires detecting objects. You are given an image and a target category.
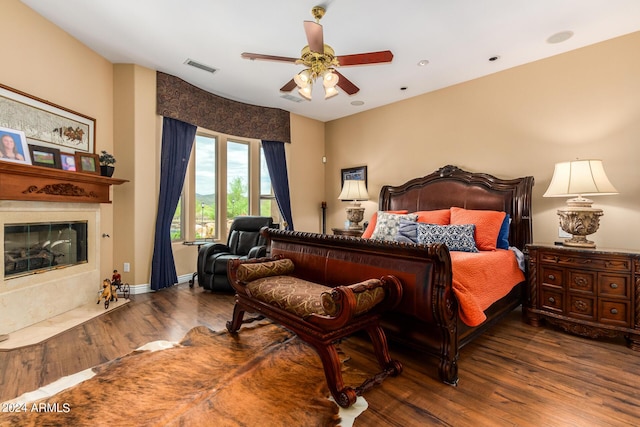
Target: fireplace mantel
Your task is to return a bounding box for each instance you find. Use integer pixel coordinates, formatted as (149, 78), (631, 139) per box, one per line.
(0, 161), (127, 204)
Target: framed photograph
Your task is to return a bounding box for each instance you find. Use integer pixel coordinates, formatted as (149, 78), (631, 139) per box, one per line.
(60, 153), (77, 171)
(28, 144), (61, 169)
(0, 127), (31, 165)
(341, 165), (368, 189)
(0, 83), (95, 154)
(75, 152), (100, 175)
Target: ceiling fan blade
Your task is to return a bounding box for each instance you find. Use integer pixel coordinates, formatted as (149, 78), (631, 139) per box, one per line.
(333, 70), (359, 95)
(241, 52), (298, 63)
(280, 79), (297, 92)
(303, 21), (324, 53)
(337, 50), (394, 66)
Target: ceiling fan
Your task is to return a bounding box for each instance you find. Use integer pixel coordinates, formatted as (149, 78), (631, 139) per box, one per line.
(241, 5), (393, 100)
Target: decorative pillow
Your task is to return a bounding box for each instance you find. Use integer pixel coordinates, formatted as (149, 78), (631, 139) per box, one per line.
(497, 214), (511, 250)
(370, 212), (418, 241)
(236, 258), (295, 283)
(412, 209), (450, 225)
(361, 210), (408, 239)
(416, 223), (479, 252)
(395, 218), (419, 244)
(450, 207), (506, 251)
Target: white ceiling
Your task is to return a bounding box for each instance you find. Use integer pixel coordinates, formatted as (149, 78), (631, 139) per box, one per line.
(21, 0), (640, 122)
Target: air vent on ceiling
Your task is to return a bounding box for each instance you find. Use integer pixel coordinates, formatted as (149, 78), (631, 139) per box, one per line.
(281, 94), (304, 103)
(184, 59), (218, 74)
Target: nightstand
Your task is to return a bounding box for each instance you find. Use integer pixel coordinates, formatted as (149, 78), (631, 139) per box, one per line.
(525, 244), (640, 351)
(331, 228), (363, 238)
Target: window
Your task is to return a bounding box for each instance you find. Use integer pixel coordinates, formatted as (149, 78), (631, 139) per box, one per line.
(260, 148), (281, 224)
(195, 135), (217, 239)
(174, 130), (279, 243)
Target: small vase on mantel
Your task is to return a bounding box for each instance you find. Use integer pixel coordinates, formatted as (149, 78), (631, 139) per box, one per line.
(100, 165), (115, 177)
(98, 150), (116, 177)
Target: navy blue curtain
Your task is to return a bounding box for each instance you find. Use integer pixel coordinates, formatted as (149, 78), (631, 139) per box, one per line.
(150, 117), (197, 290)
(261, 140), (294, 230)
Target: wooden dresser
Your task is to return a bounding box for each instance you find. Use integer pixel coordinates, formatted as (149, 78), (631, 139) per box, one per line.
(525, 244), (640, 351)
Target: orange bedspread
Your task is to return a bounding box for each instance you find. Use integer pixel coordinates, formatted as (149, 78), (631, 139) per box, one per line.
(450, 250), (525, 327)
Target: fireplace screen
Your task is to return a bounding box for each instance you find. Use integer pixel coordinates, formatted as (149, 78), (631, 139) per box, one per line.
(4, 221), (88, 278)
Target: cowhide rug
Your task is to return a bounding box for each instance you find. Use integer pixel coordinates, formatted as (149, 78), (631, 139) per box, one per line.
(0, 323), (369, 427)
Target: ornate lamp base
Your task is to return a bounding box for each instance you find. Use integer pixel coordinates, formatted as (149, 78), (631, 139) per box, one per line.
(557, 198), (603, 248)
(345, 206), (365, 230)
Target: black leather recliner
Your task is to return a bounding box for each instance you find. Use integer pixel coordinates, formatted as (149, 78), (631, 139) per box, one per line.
(196, 216), (273, 292)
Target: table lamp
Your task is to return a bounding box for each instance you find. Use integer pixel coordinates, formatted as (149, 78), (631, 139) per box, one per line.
(338, 180), (368, 230)
(543, 159), (618, 248)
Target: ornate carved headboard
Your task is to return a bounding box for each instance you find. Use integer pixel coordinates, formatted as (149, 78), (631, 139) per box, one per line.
(379, 165), (535, 250)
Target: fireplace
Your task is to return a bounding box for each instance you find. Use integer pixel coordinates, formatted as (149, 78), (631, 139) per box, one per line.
(0, 201), (100, 335)
(4, 221), (88, 278)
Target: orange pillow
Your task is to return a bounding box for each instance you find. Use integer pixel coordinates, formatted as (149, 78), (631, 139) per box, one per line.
(450, 207), (506, 251)
(412, 209), (450, 225)
(361, 210), (408, 239)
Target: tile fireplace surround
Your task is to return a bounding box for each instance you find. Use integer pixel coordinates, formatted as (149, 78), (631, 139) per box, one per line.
(0, 201), (101, 335)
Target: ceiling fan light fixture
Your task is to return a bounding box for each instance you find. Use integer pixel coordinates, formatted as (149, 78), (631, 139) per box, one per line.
(294, 69), (311, 88)
(324, 86), (339, 99)
(322, 70), (339, 88)
(298, 82), (313, 100)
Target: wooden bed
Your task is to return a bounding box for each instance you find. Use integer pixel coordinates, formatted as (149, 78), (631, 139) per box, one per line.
(377, 165), (534, 377)
(263, 165), (534, 384)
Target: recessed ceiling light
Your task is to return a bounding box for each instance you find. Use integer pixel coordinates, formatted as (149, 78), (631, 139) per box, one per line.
(547, 31), (574, 44)
(350, 100), (364, 106)
(417, 59), (429, 66)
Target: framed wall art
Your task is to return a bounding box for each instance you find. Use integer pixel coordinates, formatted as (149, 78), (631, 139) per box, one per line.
(0, 126), (31, 165)
(340, 165), (368, 189)
(28, 144), (61, 169)
(0, 83), (95, 154)
(75, 152), (100, 175)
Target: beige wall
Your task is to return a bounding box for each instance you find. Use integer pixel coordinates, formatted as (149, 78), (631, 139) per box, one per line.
(5, 0), (640, 299)
(1, 0), (116, 279)
(326, 32), (640, 250)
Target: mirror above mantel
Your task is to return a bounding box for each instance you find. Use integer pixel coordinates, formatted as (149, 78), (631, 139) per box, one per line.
(0, 161), (127, 204)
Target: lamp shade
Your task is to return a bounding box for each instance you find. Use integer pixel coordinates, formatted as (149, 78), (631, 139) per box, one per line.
(338, 180), (368, 201)
(543, 159), (618, 197)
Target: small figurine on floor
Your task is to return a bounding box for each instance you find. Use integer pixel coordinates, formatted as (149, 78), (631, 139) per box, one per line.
(112, 269), (122, 286)
(97, 278), (117, 308)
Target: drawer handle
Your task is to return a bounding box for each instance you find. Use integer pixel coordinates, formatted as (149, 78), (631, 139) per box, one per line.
(609, 283), (618, 289)
(548, 297), (556, 304)
(610, 308), (618, 315)
(548, 274), (556, 281)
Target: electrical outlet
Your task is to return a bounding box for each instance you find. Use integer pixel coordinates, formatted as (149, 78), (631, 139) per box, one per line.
(124, 262), (130, 273)
(558, 227), (571, 238)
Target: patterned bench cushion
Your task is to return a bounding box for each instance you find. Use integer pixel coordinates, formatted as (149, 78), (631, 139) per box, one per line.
(246, 276), (386, 318)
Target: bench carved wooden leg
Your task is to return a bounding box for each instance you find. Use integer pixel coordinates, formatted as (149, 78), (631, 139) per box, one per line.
(226, 303), (245, 333)
(365, 324), (403, 376)
(310, 340), (358, 408)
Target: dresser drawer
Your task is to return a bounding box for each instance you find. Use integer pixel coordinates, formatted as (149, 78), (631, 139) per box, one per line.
(568, 270), (595, 294)
(539, 251), (632, 272)
(540, 287), (563, 312)
(598, 274), (629, 298)
(567, 295), (595, 320)
(598, 300), (630, 327)
(540, 267), (563, 287)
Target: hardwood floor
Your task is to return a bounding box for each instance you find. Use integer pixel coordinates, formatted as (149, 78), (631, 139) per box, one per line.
(2, 283), (639, 426)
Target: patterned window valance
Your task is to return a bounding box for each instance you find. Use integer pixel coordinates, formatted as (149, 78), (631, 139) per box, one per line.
(156, 72), (291, 143)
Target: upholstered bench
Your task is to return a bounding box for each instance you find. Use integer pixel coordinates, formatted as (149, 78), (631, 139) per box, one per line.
(227, 255), (403, 408)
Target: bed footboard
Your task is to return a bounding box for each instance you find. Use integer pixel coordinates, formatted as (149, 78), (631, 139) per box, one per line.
(262, 227), (460, 384)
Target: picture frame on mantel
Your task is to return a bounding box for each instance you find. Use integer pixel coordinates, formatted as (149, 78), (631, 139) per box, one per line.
(0, 83), (96, 154)
(75, 152), (100, 175)
(0, 126), (31, 165)
(28, 144), (62, 169)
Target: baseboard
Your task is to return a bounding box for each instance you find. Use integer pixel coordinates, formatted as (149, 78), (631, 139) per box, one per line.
(129, 274), (193, 295)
